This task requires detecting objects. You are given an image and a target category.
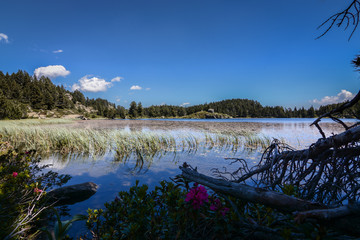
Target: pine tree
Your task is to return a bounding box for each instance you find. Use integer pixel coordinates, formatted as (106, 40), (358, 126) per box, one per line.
(128, 101), (138, 118)
(137, 102), (143, 117)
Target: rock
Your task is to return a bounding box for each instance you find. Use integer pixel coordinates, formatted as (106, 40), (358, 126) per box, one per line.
(46, 182), (99, 206)
(208, 109), (215, 113)
(78, 115), (90, 120)
(65, 93), (73, 101)
(205, 114), (216, 119)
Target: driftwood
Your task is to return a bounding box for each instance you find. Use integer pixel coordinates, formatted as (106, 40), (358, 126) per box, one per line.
(179, 79), (360, 237)
(46, 182), (98, 206)
(180, 165), (360, 235)
(180, 166), (325, 213)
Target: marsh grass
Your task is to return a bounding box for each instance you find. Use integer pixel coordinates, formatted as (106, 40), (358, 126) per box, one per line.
(0, 123), (270, 165)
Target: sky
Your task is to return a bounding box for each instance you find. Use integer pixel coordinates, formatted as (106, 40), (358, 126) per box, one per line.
(1, 0), (360, 109)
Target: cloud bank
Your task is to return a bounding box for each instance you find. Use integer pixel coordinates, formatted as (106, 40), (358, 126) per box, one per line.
(72, 75), (122, 92)
(0, 33), (9, 43)
(34, 65), (70, 79)
(72, 75), (113, 92)
(312, 90), (354, 105)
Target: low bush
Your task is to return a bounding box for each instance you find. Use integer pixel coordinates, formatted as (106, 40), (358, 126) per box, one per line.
(0, 140), (70, 239)
(83, 177), (336, 240)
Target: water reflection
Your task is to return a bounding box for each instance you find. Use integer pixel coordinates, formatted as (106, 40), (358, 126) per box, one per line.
(42, 119), (355, 238)
(42, 119), (352, 184)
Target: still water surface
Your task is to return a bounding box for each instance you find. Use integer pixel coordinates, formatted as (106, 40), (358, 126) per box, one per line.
(42, 118), (356, 237)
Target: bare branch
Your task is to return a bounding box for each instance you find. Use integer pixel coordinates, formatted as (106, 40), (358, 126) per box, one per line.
(317, 0), (360, 40)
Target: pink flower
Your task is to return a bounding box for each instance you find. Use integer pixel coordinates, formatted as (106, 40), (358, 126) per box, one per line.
(210, 198), (230, 216)
(220, 207), (230, 216)
(34, 188), (43, 193)
(185, 184), (209, 209)
(12, 172), (18, 178)
(210, 198), (222, 211)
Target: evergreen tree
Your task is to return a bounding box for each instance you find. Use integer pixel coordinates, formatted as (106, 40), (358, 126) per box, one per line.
(308, 106), (316, 118)
(116, 105), (126, 119)
(137, 102), (143, 117)
(128, 101), (138, 118)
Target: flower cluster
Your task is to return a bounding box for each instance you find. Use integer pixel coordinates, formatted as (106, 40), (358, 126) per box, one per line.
(185, 183), (209, 209)
(34, 187), (43, 193)
(210, 198), (229, 216)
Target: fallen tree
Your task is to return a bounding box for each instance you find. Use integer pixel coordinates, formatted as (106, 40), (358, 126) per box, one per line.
(179, 52), (360, 237)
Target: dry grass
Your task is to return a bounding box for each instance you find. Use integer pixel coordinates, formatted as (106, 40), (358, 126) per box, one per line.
(0, 120), (270, 162)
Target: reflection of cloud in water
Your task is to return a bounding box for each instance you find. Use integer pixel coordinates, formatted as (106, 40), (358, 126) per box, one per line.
(41, 121), (348, 180)
(259, 122), (351, 149)
(57, 119), (358, 238)
(41, 152), (120, 178)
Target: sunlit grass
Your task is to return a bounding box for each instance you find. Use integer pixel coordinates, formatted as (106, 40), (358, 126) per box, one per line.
(0, 124), (270, 163)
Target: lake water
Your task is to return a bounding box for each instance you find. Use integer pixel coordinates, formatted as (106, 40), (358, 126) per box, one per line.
(41, 118), (357, 237)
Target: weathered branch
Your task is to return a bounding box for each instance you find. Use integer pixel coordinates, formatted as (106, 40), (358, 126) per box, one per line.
(317, 0), (360, 40)
(280, 124), (360, 160)
(230, 126), (360, 187)
(294, 202), (360, 222)
(180, 166), (325, 213)
(180, 166), (360, 236)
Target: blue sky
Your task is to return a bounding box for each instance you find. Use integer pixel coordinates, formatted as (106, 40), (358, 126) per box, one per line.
(1, 0), (359, 108)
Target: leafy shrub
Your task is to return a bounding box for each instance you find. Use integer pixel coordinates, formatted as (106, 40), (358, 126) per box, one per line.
(84, 180), (237, 240)
(83, 177), (337, 240)
(0, 140), (70, 239)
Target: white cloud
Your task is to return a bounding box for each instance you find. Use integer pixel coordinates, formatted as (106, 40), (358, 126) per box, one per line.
(115, 97), (121, 102)
(180, 102), (190, 107)
(0, 33), (9, 43)
(72, 75), (113, 92)
(312, 90), (354, 105)
(34, 65), (70, 79)
(72, 83), (81, 91)
(53, 49), (63, 53)
(130, 85), (142, 90)
(145, 88), (151, 91)
(111, 76), (123, 82)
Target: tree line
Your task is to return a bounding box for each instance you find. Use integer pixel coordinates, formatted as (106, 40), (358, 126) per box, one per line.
(1, 70), (359, 120)
(0, 70), (125, 119)
(132, 99), (360, 119)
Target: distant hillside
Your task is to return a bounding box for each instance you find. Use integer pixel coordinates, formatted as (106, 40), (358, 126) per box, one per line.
(142, 99), (360, 119)
(0, 70), (126, 119)
(1, 70), (359, 120)
(181, 110), (232, 119)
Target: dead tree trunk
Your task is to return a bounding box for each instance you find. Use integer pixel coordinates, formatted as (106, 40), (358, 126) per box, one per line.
(180, 166), (325, 212)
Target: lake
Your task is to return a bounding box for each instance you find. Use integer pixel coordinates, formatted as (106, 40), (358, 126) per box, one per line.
(41, 118), (357, 237)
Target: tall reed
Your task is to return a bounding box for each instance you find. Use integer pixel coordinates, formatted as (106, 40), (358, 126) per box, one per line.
(0, 125), (270, 163)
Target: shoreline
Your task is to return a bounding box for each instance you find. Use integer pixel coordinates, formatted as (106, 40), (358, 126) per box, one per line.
(66, 118), (348, 135)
